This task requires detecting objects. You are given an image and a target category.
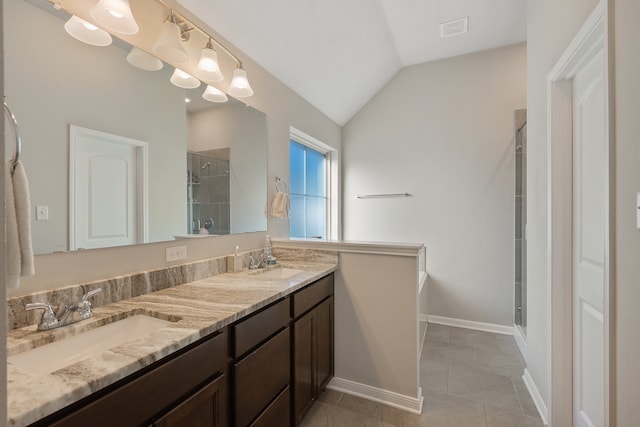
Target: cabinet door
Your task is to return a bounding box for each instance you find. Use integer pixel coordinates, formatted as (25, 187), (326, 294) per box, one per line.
(154, 373), (227, 427)
(293, 309), (315, 425)
(316, 296), (334, 392)
(234, 327), (290, 427)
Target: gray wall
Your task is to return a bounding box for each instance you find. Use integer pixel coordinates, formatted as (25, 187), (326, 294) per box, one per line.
(343, 43), (527, 327)
(7, 0), (341, 296)
(612, 0), (640, 423)
(525, 0), (600, 407)
(5, 0), (187, 254)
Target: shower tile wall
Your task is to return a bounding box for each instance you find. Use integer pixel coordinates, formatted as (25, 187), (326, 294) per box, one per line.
(187, 152), (230, 235)
(514, 110), (527, 332)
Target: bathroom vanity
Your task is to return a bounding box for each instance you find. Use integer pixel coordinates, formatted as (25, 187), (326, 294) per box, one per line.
(7, 255), (337, 427)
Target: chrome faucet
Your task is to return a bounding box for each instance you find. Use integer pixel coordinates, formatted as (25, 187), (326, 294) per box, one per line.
(246, 254), (266, 270)
(26, 288), (102, 331)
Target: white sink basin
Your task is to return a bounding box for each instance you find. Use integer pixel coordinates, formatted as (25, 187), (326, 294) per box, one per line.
(255, 268), (303, 279)
(8, 315), (173, 375)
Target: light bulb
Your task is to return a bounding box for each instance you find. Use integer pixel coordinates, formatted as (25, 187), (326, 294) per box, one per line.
(152, 19), (188, 62)
(194, 41), (223, 84)
(202, 85), (228, 103)
(90, 0), (139, 35)
(64, 15), (112, 47)
(227, 66), (254, 98)
(170, 69), (201, 89)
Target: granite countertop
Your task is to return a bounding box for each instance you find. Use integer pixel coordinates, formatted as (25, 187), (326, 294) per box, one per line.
(6, 262), (337, 427)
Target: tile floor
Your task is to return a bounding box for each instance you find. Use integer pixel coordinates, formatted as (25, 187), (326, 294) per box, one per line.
(301, 323), (543, 427)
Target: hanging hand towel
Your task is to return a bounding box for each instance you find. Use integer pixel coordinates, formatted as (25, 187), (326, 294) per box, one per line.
(270, 192), (290, 219)
(6, 160), (35, 288)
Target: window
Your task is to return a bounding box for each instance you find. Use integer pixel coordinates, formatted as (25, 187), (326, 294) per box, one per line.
(290, 140), (328, 239)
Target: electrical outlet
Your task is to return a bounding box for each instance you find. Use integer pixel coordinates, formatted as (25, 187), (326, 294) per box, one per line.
(166, 245), (187, 263)
(36, 205), (49, 221)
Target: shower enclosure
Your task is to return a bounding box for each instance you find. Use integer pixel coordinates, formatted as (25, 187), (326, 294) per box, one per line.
(187, 150), (231, 236)
(514, 110), (527, 334)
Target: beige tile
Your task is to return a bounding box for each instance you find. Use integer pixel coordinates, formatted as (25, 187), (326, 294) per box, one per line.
(377, 405), (420, 427)
(425, 323), (450, 343)
(300, 402), (395, 427)
(421, 339), (477, 365)
(448, 366), (523, 414)
(511, 380), (540, 419)
(335, 393), (383, 418)
(496, 335), (522, 356)
(419, 359), (448, 394)
(474, 347), (526, 378)
(484, 405), (544, 427)
(417, 391), (487, 427)
(317, 389), (343, 406)
(448, 327), (501, 351)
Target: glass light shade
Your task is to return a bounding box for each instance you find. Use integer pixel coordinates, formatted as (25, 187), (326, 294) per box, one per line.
(152, 20), (188, 62)
(227, 67), (254, 98)
(90, 0), (139, 35)
(194, 47), (223, 83)
(64, 16), (112, 46)
(126, 47), (163, 71)
(170, 69), (201, 89)
(202, 85), (228, 103)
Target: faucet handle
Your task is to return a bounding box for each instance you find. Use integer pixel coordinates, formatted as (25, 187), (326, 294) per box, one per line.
(78, 288), (102, 319)
(25, 302), (59, 331)
(81, 288), (102, 302)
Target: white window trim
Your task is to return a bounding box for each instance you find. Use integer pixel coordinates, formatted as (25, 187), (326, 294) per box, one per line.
(289, 126), (339, 240)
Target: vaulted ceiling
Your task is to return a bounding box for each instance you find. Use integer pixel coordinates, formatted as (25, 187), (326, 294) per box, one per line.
(179, 0), (527, 125)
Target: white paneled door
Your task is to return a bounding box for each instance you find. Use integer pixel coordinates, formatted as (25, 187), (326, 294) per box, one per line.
(70, 126), (147, 251)
(572, 47), (605, 427)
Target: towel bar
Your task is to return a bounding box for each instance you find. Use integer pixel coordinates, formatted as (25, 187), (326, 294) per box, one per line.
(4, 102), (22, 173)
(356, 193), (411, 199)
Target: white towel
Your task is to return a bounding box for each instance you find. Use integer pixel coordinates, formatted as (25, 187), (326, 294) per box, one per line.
(270, 192), (290, 219)
(6, 160), (35, 288)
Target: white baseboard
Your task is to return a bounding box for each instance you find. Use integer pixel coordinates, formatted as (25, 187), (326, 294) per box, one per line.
(327, 377), (424, 414)
(513, 324), (528, 361)
(522, 369), (549, 426)
(428, 315), (513, 335)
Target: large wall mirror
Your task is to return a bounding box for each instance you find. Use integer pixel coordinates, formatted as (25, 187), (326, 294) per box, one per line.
(5, 0), (268, 255)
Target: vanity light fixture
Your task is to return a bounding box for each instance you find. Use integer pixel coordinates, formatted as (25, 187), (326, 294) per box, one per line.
(90, 0), (139, 35)
(194, 39), (224, 84)
(152, 11), (189, 62)
(126, 47), (163, 71)
(202, 85), (228, 103)
(227, 65), (254, 98)
(170, 68), (201, 89)
(64, 15), (113, 46)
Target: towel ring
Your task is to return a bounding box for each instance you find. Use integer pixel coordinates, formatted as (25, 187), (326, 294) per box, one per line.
(275, 177), (288, 193)
(4, 102), (21, 173)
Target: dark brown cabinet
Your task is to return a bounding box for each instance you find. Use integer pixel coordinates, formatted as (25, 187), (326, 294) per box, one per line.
(38, 330), (228, 427)
(293, 275), (335, 425)
(31, 273), (334, 427)
(154, 374), (227, 427)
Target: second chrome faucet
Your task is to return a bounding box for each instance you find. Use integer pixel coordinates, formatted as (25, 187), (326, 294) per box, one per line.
(26, 288), (103, 331)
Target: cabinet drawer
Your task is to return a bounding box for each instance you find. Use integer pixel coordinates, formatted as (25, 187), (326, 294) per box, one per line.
(233, 297), (290, 358)
(47, 330), (227, 427)
(234, 327), (290, 427)
(293, 274), (334, 318)
(249, 386), (290, 427)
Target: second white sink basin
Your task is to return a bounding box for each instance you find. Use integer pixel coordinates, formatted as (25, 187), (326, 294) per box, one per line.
(255, 268), (303, 279)
(8, 315), (174, 375)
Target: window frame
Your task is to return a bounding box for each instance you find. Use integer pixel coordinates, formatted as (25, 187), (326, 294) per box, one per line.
(289, 127), (338, 240)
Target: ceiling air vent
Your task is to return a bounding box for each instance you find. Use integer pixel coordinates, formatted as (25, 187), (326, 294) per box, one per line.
(439, 17), (469, 38)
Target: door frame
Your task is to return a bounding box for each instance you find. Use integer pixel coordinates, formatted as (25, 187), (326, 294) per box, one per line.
(69, 125), (149, 250)
(546, 1), (614, 426)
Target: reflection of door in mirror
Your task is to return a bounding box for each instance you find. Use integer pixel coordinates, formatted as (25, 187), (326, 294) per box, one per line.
(187, 150), (230, 235)
(70, 126), (148, 250)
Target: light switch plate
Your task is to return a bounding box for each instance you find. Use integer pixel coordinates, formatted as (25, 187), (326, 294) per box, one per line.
(166, 245), (187, 262)
(637, 193), (640, 230)
(36, 205), (48, 221)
